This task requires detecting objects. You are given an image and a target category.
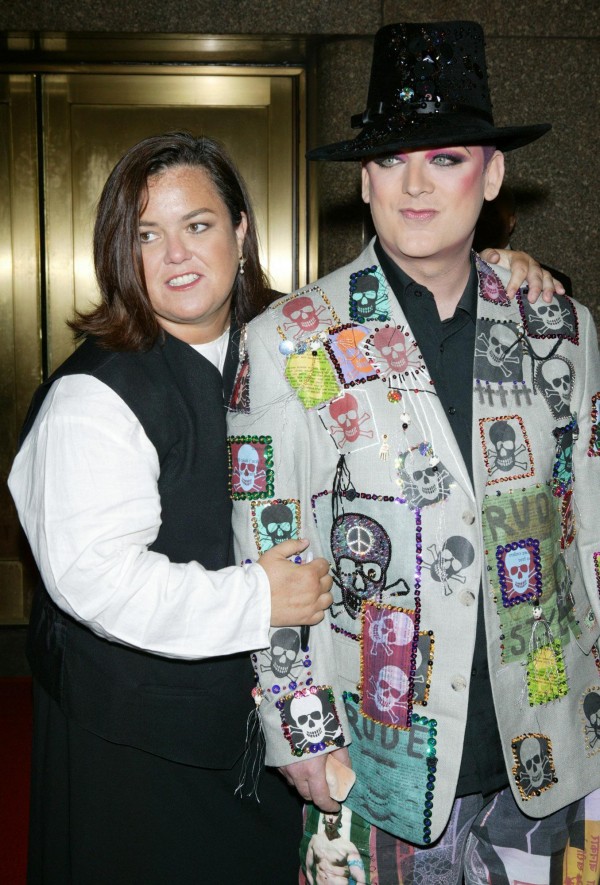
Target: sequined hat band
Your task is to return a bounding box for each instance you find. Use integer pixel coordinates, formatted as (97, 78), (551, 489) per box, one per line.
(308, 21), (550, 161)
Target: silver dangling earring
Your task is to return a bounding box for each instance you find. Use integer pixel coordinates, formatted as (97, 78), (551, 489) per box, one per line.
(239, 256), (246, 275)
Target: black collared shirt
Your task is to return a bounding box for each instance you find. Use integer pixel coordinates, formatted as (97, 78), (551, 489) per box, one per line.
(375, 240), (508, 798)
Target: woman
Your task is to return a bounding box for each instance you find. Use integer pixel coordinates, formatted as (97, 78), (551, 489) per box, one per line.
(8, 132), (334, 884)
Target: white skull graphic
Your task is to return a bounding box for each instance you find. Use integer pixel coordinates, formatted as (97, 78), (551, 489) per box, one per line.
(373, 665), (408, 719)
(351, 275), (379, 318)
(486, 323), (517, 367)
(266, 628), (300, 678)
(489, 421), (516, 470)
(282, 295), (321, 332)
(290, 694), (326, 743)
(237, 443), (259, 491)
(520, 736), (547, 788)
(410, 450), (442, 504)
(530, 296), (570, 331)
(329, 393), (361, 442)
(368, 611), (414, 657)
(505, 547), (533, 594)
(540, 358), (572, 410)
(372, 327), (410, 372)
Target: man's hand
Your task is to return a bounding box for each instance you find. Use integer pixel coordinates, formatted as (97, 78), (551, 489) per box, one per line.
(259, 539), (333, 627)
(278, 747), (352, 812)
(481, 247), (565, 304)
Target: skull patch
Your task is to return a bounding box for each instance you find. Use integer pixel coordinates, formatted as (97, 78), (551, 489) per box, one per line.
(252, 499), (301, 554)
(581, 688), (600, 755)
(395, 443), (454, 510)
(361, 323), (426, 383)
(279, 686), (344, 757)
(412, 632), (434, 706)
(331, 513), (393, 619)
(535, 356), (574, 420)
(512, 733), (556, 799)
(321, 389), (377, 453)
(496, 538), (542, 607)
(422, 536), (475, 595)
(228, 436), (274, 499)
(259, 628), (303, 682)
(361, 602), (417, 729)
(349, 267), (390, 323)
(474, 318), (523, 384)
(479, 415), (533, 484)
(475, 254), (511, 305)
(278, 286), (339, 340)
(518, 291), (578, 343)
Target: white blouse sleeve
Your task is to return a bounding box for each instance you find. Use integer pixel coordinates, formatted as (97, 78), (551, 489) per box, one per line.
(8, 374), (271, 660)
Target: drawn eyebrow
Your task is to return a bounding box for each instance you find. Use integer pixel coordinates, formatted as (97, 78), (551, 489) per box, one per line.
(139, 208), (217, 226)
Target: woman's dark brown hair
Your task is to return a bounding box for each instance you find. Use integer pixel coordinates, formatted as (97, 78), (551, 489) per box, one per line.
(70, 131), (271, 350)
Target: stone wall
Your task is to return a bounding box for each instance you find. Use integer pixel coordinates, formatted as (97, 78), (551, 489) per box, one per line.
(1, 0), (598, 308)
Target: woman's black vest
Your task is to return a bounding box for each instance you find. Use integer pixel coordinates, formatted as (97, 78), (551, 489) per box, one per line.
(23, 330), (254, 768)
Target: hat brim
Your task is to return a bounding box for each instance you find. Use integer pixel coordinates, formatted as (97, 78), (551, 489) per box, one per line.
(307, 118), (551, 160)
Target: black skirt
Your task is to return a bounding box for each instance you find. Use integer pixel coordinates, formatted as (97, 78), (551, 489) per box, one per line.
(28, 681), (302, 884)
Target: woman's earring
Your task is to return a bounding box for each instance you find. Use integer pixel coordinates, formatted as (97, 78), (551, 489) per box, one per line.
(239, 256), (246, 275)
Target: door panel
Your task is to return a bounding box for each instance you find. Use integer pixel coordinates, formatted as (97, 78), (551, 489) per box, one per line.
(44, 70), (301, 371)
(0, 74), (40, 622)
(1, 65), (305, 623)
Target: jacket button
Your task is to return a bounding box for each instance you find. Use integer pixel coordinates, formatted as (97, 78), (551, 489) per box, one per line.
(459, 590), (476, 606)
(451, 675), (467, 692)
(462, 510), (476, 525)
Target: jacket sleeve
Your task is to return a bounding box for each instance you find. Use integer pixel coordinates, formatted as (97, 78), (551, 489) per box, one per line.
(570, 303), (600, 633)
(228, 316), (351, 768)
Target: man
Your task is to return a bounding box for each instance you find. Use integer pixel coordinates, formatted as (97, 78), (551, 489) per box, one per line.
(229, 21), (600, 882)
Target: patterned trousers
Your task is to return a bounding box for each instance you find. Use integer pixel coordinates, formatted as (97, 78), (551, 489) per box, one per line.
(299, 787), (600, 885)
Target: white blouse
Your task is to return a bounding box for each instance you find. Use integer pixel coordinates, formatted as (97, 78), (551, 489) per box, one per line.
(8, 344), (271, 660)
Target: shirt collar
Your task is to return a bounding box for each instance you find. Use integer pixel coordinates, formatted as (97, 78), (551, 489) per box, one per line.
(374, 238), (478, 322)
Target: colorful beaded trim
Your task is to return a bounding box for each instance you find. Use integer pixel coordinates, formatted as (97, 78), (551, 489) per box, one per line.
(588, 392), (600, 456)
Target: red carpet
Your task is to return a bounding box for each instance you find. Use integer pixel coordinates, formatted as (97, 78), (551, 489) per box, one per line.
(0, 677), (32, 884)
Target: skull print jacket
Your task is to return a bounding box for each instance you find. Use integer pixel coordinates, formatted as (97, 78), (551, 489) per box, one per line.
(228, 241), (600, 846)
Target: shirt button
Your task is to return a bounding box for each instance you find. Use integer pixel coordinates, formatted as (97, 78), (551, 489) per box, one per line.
(439, 343), (444, 353)
(448, 406), (456, 415)
(451, 675), (467, 692)
(462, 510), (476, 525)
(459, 590), (476, 606)
(414, 289), (423, 297)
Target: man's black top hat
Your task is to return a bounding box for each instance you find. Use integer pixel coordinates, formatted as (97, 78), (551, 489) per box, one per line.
(308, 21), (551, 160)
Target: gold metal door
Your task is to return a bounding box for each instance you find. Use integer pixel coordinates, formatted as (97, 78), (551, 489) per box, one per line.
(43, 69), (304, 371)
(1, 65), (306, 623)
(0, 74), (40, 623)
